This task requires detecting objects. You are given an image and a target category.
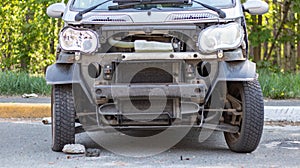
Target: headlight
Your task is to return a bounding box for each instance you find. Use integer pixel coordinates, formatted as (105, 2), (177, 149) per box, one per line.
(59, 27), (99, 53)
(198, 23), (244, 53)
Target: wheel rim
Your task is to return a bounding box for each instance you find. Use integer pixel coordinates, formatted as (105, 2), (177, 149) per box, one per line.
(225, 83), (244, 144)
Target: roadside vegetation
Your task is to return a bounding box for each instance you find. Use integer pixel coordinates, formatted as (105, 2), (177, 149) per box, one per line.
(0, 68), (299, 99)
(0, 1), (299, 98)
(258, 68), (300, 99)
(257, 60), (300, 99)
(1, 1), (300, 74)
(0, 71), (51, 96)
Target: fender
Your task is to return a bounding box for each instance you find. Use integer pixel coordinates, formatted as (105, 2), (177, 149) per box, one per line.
(217, 60), (257, 81)
(45, 63), (81, 85)
(204, 60), (257, 104)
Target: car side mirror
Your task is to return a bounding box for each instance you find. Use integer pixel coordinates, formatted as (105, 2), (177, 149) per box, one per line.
(47, 3), (66, 18)
(243, 0), (269, 15)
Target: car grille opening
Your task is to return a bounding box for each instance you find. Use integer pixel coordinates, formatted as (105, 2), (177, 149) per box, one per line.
(130, 67), (173, 83)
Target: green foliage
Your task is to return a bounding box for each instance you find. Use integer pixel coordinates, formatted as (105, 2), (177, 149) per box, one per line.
(257, 60), (300, 99)
(245, 14), (272, 47)
(258, 68), (300, 99)
(1, 68), (299, 99)
(0, 71), (51, 96)
(0, 0), (300, 74)
(0, 0), (62, 73)
(248, 25), (272, 47)
(246, 0), (300, 72)
(257, 60), (281, 73)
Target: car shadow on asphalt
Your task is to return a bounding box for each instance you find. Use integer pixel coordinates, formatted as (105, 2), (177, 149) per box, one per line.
(75, 128), (232, 155)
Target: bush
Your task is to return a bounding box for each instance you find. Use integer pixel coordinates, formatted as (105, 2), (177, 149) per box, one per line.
(258, 68), (300, 99)
(0, 71), (51, 96)
(0, 68), (299, 99)
(0, 0), (61, 73)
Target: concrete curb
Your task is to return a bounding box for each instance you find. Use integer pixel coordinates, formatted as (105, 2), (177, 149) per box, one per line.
(264, 106), (300, 122)
(0, 103), (51, 118)
(0, 103), (299, 122)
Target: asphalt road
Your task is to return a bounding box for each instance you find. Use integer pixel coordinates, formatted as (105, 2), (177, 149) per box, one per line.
(0, 120), (299, 168)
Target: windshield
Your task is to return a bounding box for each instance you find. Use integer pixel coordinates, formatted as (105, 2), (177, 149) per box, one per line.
(71, 0), (235, 11)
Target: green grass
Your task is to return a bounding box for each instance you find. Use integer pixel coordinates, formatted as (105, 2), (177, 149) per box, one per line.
(0, 70), (299, 99)
(258, 68), (300, 99)
(0, 71), (51, 96)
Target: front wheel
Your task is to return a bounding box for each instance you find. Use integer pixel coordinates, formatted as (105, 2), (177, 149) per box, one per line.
(51, 85), (75, 152)
(224, 80), (264, 153)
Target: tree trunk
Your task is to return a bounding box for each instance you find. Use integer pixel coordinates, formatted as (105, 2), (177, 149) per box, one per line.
(266, 0), (292, 61)
(284, 2), (296, 72)
(20, 8), (32, 71)
(297, 13), (300, 67)
(251, 15), (262, 62)
(298, 41), (300, 66)
(290, 5), (296, 72)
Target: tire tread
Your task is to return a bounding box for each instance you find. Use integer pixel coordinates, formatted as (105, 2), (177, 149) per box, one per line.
(52, 85), (75, 152)
(225, 80), (264, 153)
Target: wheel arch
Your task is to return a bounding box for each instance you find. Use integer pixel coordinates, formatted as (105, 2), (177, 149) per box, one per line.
(204, 60), (257, 104)
(217, 60), (257, 82)
(46, 63), (81, 85)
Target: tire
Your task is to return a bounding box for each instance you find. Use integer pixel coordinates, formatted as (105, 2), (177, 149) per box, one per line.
(224, 80), (264, 153)
(51, 85), (75, 152)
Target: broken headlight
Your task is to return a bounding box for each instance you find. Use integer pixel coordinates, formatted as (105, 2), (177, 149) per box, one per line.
(59, 27), (99, 53)
(198, 23), (244, 53)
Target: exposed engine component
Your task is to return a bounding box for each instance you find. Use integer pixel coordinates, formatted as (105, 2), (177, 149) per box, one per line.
(107, 35), (186, 53)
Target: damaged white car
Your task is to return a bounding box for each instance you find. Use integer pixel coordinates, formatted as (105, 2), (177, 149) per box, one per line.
(46, 0), (268, 153)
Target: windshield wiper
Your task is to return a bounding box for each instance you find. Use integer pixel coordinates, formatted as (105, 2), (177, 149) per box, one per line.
(74, 0), (226, 21)
(75, 0), (112, 21)
(109, 0), (191, 10)
(109, 0), (226, 18)
(191, 0), (226, 18)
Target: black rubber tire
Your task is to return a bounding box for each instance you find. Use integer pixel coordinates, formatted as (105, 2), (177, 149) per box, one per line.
(51, 85), (75, 152)
(224, 80), (264, 153)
